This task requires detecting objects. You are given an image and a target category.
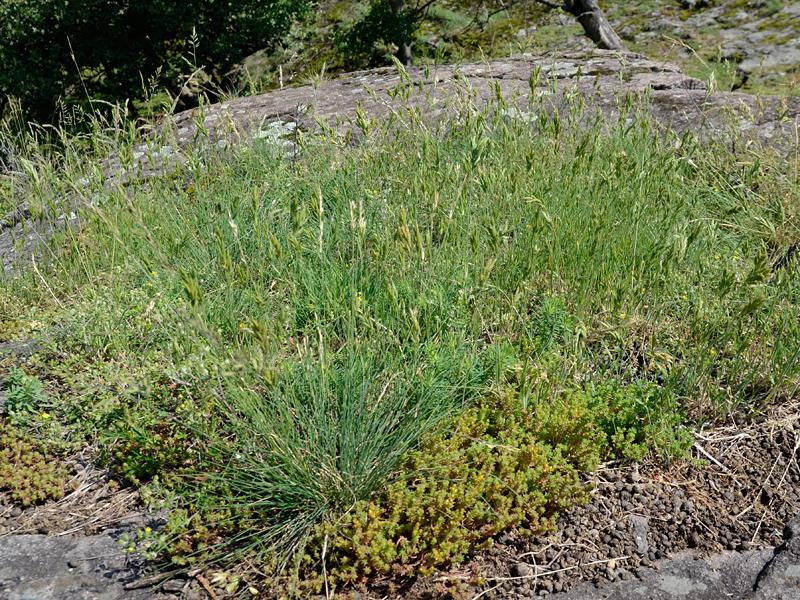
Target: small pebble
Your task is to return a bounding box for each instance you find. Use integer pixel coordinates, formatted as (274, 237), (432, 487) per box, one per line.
(511, 562), (533, 578)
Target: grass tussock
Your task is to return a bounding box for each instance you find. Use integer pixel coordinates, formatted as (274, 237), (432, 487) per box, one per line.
(0, 89), (798, 588)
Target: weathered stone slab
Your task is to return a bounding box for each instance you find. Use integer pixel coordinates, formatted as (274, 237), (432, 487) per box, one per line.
(0, 533), (169, 600)
(549, 548), (776, 599)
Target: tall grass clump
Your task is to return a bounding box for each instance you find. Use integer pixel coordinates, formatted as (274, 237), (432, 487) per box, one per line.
(1, 86), (798, 581)
(193, 345), (486, 565)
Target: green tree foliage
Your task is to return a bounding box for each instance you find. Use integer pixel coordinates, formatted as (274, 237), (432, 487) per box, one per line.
(0, 0), (310, 122)
(339, 0), (418, 68)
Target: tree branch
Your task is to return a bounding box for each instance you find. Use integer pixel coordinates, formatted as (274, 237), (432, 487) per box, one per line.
(412, 0), (440, 18)
(485, 0), (525, 24)
(562, 0), (626, 51)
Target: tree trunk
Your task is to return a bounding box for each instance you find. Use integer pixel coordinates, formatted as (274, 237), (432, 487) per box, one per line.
(389, 0), (413, 65)
(395, 40), (412, 65)
(563, 0), (626, 51)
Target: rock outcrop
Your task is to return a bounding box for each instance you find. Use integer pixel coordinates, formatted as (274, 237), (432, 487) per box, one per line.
(116, 50), (799, 182)
(0, 532), (169, 600)
(3, 50), (800, 273)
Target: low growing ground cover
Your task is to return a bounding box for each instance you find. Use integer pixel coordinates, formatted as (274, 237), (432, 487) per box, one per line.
(0, 92), (798, 594)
